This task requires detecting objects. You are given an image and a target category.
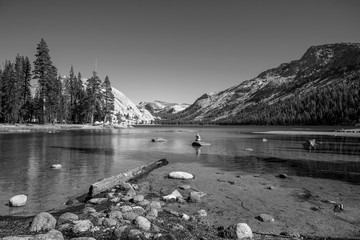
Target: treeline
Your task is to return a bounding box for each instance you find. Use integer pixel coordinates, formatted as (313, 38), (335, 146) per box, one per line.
(0, 38), (115, 124)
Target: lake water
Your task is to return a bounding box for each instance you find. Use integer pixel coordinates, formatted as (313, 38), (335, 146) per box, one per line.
(0, 126), (360, 216)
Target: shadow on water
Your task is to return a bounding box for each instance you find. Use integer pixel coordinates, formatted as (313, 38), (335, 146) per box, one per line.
(49, 146), (115, 155)
(198, 154), (360, 185)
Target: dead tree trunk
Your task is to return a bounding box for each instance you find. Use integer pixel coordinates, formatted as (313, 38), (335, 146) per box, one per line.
(87, 158), (168, 199)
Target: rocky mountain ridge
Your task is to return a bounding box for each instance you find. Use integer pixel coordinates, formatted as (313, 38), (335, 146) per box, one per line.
(164, 43), (360, 124)
(138, 100), (190, 119)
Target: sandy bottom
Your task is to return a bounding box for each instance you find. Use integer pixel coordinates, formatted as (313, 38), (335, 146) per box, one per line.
(142, 161), (360, 238)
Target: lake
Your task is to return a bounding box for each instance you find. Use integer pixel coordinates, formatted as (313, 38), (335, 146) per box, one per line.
(0, 126), (360, 216)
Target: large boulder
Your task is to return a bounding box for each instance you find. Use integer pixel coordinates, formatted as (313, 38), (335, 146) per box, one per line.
(235, 223), (253, 239)
(168, 171), (194, 180)
(9, 195), (27, 207)
(30, 212), (57, 232)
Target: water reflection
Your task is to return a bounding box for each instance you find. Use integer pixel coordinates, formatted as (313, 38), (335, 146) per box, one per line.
(0, 126), (360, 216)
(197, 154), (360, 184)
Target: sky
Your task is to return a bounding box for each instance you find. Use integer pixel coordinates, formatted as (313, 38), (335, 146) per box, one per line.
(1, 0), (360, 105)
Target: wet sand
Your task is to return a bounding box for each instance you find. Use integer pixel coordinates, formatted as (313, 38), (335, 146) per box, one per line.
(144, 161), (360, 238)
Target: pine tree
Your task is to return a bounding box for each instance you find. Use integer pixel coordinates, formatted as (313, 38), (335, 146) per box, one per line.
(102, 75), (115, 123)
(32, 38), (58, 123)
(73, 72), (87, 123)
(69, 65), (75, 122)
(20, 56), (33, 122)
(1, 60), (17, 123)
(85, 71), (102, 124)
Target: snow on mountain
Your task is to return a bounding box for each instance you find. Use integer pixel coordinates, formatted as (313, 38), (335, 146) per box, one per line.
(169, 43), (360, 123)
(112, 87), (154, 124)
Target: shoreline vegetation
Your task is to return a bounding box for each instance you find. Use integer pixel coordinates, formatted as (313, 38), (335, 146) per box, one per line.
(1, 125), (360, 239)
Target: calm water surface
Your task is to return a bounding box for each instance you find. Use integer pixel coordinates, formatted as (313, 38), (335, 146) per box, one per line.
(0, 126), (360, 216)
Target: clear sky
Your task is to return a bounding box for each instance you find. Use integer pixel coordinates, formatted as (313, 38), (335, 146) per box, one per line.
(1, 0), (360, 105)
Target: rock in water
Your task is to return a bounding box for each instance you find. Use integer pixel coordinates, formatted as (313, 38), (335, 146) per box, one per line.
(192, 141), (211, 147)
(51, 164), (62, 169)
(236, 223), (253, 239)
(151, 138), (167, 142)
(9, 195), (27, 207)
(163, 190), (183, 202)
(258, 213), (275, 222)
(30, 212), (57, 232)
(169, 171), (194, 180)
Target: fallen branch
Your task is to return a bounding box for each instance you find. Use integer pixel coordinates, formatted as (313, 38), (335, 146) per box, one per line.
(87, 158), (169, 199)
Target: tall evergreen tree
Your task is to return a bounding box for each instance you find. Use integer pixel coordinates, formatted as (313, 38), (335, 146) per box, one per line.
(73, 72), (87, 123)
(85, 71), (102, 124)
(32, 38), (58, 123)
(21, 56), (33, 122)
(1, 60), (17, 123)
(102, 75), (115, 123)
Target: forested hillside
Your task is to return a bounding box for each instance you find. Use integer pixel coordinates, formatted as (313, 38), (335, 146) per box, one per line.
(159, 43), (360, 125)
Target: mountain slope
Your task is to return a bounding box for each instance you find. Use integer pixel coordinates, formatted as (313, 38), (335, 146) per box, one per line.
(167, 43), (360, 125)
(112, 87), (154, 123)
(138, 100), (190, 119)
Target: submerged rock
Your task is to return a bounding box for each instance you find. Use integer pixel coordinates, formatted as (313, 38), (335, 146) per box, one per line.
(151, 138), (167, 142)
(258, 213), (275, 222)
(9, 195), (27, 207)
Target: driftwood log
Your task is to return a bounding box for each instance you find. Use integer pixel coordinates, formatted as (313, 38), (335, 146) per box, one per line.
(87, 158), (168, 199)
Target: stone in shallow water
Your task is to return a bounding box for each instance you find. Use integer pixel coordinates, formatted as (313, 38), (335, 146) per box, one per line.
(179, 185), (191, 190)
(168, 171), (194, 180)
(258, 213), (275, 222)
(9, 195), (27, 207)
(163, 190), (183, 202)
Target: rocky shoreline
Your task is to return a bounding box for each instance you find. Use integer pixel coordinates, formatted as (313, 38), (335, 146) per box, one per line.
(2, 159), (360, 240)
(0, 169), (289, 240)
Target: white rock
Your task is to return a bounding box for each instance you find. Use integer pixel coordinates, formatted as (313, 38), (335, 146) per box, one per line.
(88, 198), (107, 204)
(197, 209), (207, 217)
(182, 213), (190, 220)
(169, 171), (194, 180)
(163, 190), (183, 202)
(236, 223), (253, 239)
(9, 195), (27, 207)
(135, 216), (151, 231)
(51, 164), (62, 169)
